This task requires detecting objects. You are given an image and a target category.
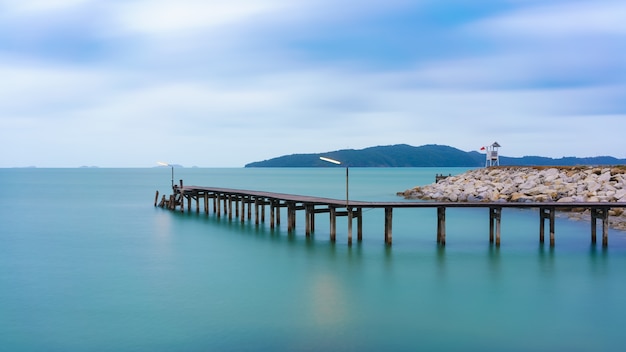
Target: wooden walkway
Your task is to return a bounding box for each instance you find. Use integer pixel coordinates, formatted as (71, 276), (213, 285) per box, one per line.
(155, 182), (626, 248)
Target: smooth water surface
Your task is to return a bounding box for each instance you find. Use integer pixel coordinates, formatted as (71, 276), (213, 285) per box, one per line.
(1, 168), (626, 351)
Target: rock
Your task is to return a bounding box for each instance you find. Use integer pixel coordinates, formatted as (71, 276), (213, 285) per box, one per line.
(398, 166), (626, 231)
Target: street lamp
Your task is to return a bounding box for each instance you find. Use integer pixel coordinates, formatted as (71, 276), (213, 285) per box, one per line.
(157, 161), (174, 189)
(319, 156), (348, 206)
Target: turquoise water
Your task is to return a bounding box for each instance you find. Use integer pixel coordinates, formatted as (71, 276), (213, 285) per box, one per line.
(1, 168), (626, 351)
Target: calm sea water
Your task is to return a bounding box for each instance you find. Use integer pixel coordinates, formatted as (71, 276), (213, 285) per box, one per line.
(2, 167), (626, 351)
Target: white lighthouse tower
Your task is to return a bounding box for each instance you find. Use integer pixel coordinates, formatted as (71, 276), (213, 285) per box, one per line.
(485, 142), (501, 167)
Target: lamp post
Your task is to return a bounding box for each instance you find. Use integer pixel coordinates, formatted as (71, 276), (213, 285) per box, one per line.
(319, 157), (348, 207)
(157, 161), (174, 189)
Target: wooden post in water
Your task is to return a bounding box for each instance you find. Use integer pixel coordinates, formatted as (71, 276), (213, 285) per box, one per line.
(347, 208), (353, 246)
(241, 196), (246, 224)
(255, 198), (260, 226)
(540, 207), (556, 247)
(384, 207), (393, 245)
(357, 208), (363, 241)
(330, 206), (337, 242)
(204, 193), (209, 214)
(591, 207), (609, 247)
(270, 200), (276, 229)
(489, 207), (502, 246)
(216, 194), (221, 218)
(437, 207), (446, 246)
(287, 202), (296, 232)
(154, 191), (159, 207)
(305, 204), (312, 237)
(227, 195), (232, 220)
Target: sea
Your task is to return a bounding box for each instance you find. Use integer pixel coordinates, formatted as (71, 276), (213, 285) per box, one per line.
(1, 167), (626, 352)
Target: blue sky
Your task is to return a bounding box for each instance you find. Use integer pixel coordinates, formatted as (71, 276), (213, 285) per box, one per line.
(1, 0), (624, 167)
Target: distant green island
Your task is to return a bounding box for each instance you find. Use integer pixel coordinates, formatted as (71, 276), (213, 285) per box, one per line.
(244, 144), (626, 168)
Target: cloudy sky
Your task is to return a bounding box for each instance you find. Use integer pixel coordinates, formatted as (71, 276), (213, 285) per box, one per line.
(1, 0), (624, 167)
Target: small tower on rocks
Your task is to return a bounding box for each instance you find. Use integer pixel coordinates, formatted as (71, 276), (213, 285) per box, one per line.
(484, 142), (501, 167)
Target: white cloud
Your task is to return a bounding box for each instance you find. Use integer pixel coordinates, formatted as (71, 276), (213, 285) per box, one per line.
(1, 0), (92, 13)
(108, 0), (291, 36)
(472, 1), (626, 36)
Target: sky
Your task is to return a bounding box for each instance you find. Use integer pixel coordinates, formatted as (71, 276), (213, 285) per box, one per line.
(1, 0), (625, 167)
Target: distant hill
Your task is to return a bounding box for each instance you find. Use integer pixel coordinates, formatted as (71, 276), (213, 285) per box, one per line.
(245, 144), (626, 168)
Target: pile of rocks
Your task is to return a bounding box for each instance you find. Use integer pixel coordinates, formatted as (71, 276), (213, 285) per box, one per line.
(398, 166), (626, 230)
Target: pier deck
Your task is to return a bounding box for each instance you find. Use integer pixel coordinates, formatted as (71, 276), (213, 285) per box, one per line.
(155, 183), (626, 247)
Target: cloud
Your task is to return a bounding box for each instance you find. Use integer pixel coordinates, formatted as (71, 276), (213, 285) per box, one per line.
(473, 0), (626, 36)
(108, 0), (289, 36)
(0, 0), (624, 166)
(1, 0), (92, 13)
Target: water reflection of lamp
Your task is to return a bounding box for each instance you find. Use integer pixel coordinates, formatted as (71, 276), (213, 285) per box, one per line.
(319, 157), (348, 207)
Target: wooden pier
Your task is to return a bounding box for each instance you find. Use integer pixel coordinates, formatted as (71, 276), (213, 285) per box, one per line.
(156, 181), (626, 248)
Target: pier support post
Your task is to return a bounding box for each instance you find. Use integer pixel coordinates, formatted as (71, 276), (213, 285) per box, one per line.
(384, 207), (393, 245)
(216, 194), (221, 218)
(591, 207), (609, 247)
(540, 207), (556, 247)
(154, 191), (159, 207)
(357, 208), (362, 242)
(437, 207), (446, 246)
(305, 204), (313, 237)
(489, 207), (502, 246)
(228, 195), (233, 220)
(204, 193), (209, 214)
(347, 208), (353, 246)
(246, 196), (252, 220)
(254, 198), (259, 226)
(330, 206), (337, 242)
(241, 196), (246, 224)
(270, 200), (276, 229)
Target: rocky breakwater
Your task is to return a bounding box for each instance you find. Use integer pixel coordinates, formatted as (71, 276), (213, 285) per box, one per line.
(398, 166), (626, 230)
